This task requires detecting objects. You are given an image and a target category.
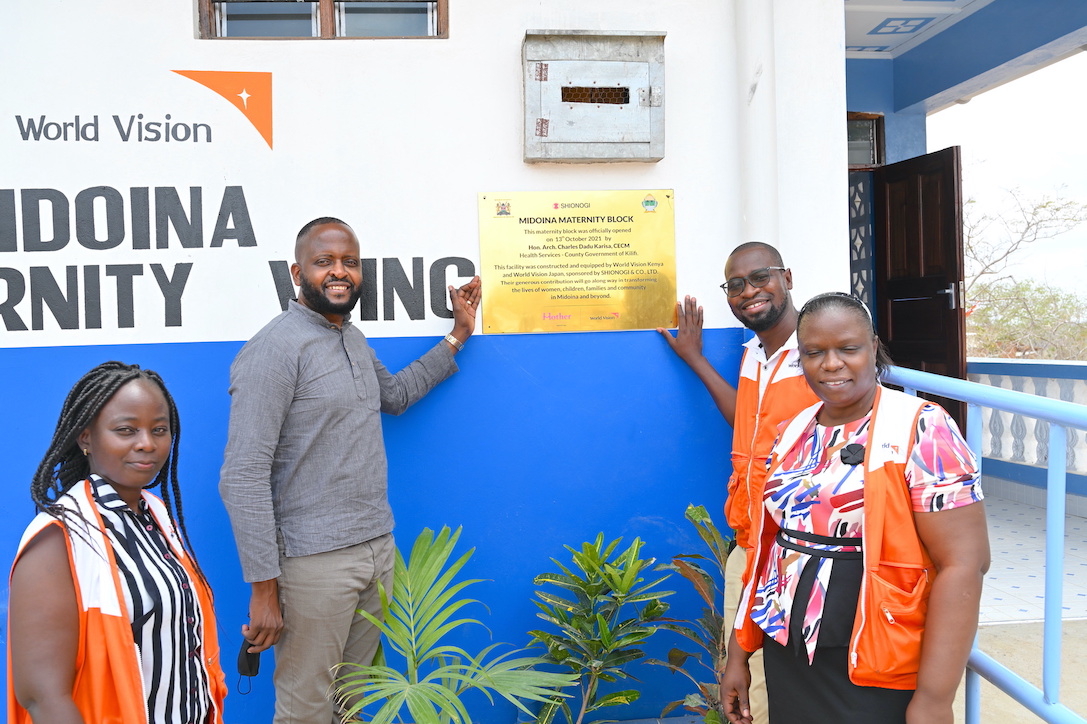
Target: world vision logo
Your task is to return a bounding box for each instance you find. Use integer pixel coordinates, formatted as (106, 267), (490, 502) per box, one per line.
(173, 70), (273, 149)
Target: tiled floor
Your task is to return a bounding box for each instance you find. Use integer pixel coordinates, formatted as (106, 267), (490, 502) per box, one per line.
(981, 495), (1087, 624)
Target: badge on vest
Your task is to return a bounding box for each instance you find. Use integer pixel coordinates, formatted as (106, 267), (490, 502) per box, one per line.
(841, 443), (865, 466)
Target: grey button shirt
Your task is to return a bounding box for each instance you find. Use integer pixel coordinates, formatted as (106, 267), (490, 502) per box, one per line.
(219, 301), (457, 583)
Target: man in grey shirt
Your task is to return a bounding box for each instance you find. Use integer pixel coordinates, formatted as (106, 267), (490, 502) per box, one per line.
(219, 217), (480, 724)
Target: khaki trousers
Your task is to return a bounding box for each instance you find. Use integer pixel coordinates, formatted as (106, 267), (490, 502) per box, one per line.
(724, 544), (768, 723)
(273, 533), (396, 724)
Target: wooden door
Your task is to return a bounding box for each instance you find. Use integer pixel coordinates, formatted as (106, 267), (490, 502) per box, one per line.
(873, 146), (966, 425)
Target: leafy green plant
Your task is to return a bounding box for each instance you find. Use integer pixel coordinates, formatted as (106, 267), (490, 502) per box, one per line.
(333, 526), (575, 724)
(646, 504), (734, 724)
(529, 533), (675, 724)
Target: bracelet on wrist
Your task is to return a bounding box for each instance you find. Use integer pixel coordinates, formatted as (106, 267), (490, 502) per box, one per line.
(444, 333), (465, 351)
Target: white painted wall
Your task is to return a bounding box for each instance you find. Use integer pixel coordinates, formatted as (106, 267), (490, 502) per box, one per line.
(2, 0), (847, 345)
(773, 0), (851, 305)
(1, 5), (852, 721)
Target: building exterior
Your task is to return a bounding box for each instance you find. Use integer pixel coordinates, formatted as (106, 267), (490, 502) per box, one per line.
(2, 1), (1085, 721)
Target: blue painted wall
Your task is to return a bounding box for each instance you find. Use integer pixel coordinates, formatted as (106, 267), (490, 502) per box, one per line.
(894, 0), (1087, 113)
(846, 0), (1087, 163)
(845, 57), (927, 163)
(0, 327), (745, 723)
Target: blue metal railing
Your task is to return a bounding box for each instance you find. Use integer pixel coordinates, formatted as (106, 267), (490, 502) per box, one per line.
(885, 366), (1087, 724)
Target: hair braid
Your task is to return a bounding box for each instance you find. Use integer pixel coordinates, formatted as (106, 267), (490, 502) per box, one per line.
(140, 369), (208, 587)
(32, 361), (132, 514)
(31, 362), (209, 589)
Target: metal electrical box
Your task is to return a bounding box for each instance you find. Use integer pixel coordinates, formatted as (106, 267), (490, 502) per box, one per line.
(523, 30), (665, 163)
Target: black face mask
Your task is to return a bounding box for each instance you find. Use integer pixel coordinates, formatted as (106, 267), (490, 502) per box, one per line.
(237, 638), (261, 694)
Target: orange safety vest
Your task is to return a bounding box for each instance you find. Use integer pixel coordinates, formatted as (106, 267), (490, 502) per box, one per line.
(736, 386), (934, 690)
(7, 479), (227, 724)
(726, 340), (820, 549)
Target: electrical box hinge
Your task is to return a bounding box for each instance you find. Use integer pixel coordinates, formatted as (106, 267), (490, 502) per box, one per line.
(638, 87), (662, 107)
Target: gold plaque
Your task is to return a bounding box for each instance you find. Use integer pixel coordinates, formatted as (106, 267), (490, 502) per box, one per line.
(478, 190), (677, 334)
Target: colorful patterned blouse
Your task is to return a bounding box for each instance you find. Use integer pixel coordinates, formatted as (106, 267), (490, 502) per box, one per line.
(750, 403), (983, 662)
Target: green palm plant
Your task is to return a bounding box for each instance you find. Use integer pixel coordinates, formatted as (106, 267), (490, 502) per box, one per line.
(333, 526), (576, 724)
(646, 504), (734, 724)
(529, 533), (675, 724)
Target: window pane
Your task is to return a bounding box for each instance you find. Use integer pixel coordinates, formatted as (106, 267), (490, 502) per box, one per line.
(220, 2), (317, 38)
(847, 119), (876, 166)
(340, 2), (433, 37)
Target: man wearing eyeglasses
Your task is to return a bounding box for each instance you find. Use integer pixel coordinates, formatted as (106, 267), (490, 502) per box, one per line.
(658, 241), (820, 724)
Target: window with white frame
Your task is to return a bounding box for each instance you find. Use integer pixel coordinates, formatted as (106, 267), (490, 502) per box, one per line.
(199, 0), (447, 39)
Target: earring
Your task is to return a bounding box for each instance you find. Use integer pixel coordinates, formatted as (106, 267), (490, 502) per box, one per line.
(83, 448), (88, 456)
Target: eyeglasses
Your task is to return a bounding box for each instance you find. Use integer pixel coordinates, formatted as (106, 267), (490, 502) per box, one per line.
(720, 267), (786, 297)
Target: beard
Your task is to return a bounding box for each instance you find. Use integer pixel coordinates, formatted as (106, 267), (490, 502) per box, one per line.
(738, 296), (788, 332)
(298, 274), (361, 316)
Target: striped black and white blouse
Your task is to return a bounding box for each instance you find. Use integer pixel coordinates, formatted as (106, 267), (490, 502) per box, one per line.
(91, 475), (212, 724)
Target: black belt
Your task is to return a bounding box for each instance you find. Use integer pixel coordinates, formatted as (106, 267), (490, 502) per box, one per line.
(776, 527), (862, 560)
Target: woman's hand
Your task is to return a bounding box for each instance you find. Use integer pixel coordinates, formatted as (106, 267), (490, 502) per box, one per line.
(905, 688), (954, 724)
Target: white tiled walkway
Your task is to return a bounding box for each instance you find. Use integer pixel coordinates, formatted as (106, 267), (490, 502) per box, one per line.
(981, 495), (1087, 624)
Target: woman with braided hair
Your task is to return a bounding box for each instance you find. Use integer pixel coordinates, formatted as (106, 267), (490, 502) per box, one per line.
(8, 361), (226, 724)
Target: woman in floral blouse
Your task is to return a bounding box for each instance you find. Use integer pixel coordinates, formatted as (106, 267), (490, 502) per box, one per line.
(722, 293), (989, 724)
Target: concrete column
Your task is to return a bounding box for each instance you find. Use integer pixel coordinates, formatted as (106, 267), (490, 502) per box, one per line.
(733, 0), (780, 247)
(770, 0), (851, 301)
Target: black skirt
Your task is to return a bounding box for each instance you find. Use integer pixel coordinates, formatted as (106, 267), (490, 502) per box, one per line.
(764, 639), (913, 723)
(762, 553), (914, 723)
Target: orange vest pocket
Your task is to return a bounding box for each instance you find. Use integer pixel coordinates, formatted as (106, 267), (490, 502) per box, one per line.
(857, 565), (930, 679)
